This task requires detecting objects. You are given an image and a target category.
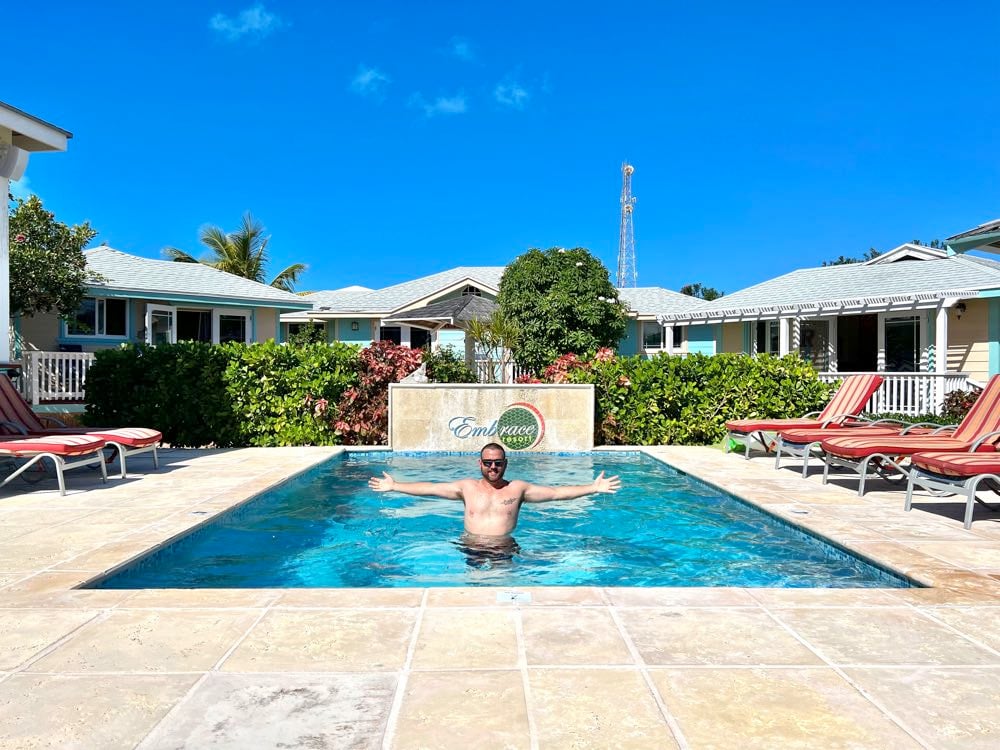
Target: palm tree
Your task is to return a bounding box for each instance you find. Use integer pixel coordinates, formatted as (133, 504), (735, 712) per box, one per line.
(466, 311), (521, 383)
(164, 213), (306, 292)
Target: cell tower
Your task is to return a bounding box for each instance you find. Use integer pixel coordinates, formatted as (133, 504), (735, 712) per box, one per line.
(617, 162), (637, 288)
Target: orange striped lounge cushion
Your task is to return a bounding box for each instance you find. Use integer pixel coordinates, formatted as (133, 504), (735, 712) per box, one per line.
(911, 451), (1000, 478)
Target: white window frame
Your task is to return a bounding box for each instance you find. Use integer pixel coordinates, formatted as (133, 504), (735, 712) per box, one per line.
(641, 321), (666, 353)
(213, 308), (252, 344)
(145, 305), (177, 344)
(65, 296), (129, 339)
(877, 312), (927, 372)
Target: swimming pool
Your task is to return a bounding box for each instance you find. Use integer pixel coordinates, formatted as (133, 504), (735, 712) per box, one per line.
(92, 452), (912, 589)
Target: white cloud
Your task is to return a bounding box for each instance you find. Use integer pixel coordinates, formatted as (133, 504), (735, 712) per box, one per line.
(349, 65), (390, 99)
(409, 93), (468, 117)
(494, 80), (530, 109)
(448, 36), (474, 61)
(209, 3), (285, 42)
(9, 176), (32, 200)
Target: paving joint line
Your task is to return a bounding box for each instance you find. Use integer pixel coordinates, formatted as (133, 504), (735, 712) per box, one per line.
(381, 587), (428, 749)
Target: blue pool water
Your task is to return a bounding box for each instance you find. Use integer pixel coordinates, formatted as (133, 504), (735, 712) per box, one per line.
(92, 452), (912, 589)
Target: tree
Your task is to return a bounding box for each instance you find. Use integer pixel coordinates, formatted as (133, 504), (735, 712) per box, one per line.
(164, 213), (306, 292)
(679, 283), (723, 301)
(8, 195), (98, 317)
(466, 310), (521, 383)
(496, 247), (627, 374)
(822, 247), (882, 266)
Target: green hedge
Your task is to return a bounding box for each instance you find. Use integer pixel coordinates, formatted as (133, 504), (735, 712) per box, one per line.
(85, 341), (358, 447)
(567, 352), (836, 445)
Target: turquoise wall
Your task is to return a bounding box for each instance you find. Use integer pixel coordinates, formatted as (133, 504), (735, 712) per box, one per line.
(990, 298), (1000, 376)
(339, 319), (373, 346)
(617, 320), (641, 356)
(687, 324), (719, 356)
(437, 329), (466, 353)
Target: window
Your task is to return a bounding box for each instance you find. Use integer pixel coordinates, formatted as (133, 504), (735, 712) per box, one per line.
(798, 320), (830, 369)
(755, 320), (781, 354)
(67, 297), (127, 337)
(672, 326), (683, 349)
(379, 326), (402, 345)
(218, 314), (248, 344)
(177, 310), (212, 342)
(642, 322), (664, 349)
(411, 328), (432, 350)
(884, 316), (920, 372)
(461, 285), (483, 297)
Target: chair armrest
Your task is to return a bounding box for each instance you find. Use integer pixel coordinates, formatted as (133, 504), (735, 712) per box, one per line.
(801, 411), (822, 419)
(930, 424), (959, 435)
(37, 415), (68, 428)
(900, 421), (948, 435)
(970, 430), (1000, 451)
(865, 418), (909, 428)
(818, 413), (862, 428)
(0, 420), (28, 435)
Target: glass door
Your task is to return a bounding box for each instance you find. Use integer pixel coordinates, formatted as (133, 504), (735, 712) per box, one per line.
(884, 316), (919, 372)
(145, 305), (177, 344)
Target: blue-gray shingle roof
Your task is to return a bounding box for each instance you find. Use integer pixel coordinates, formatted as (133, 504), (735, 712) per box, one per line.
(85, 246), (313, 308)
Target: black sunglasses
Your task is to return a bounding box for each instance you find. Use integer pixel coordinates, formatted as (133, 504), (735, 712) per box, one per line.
(481, 459), (507, 467)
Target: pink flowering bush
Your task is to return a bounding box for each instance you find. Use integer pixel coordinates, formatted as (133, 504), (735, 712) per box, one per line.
(334, 341), (423, 444)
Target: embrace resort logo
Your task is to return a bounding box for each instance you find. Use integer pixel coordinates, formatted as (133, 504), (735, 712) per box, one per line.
(446, 402), (546, 450)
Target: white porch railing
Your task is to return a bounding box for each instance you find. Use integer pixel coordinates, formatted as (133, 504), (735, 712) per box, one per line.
(20, 351), (97, 405)
(475, 359), (528, 384)
(818, 371), (972, 416)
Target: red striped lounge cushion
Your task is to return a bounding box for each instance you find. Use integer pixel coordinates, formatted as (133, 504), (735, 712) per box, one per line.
(818, 435), (990, 459)
(0, 435), (106, 457)
(86, 428), (162, 448)
(727, 418), (824, 433)
(778, 426), (915, 444)
(910, 451), (1000, 478)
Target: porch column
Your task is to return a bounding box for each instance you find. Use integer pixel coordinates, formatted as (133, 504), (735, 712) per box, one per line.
(664, 325), (674, 355)
(827, 317), (838, 372)
(778, 318), (791, 356)
(934, 304), (949, 375)
(400, 325), (411, 348)
(0, 174), (8, 361)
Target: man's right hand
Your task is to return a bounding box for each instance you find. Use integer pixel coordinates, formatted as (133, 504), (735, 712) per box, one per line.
(368, 471), (395, 492)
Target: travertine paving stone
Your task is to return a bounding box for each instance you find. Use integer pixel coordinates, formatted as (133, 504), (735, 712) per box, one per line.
(844, 667), (1000, 750)
(412, 607), (518, 669)
(521, 607), (633, 665)
(649, 667), (923, 749)
(29, 609), (262, 673)
(0, 608), (99, 670)
(392, 670), (529, 748)
(136, 673), (396, 749)
(222, 609), (417, 672)
(621, 607), (823, 665)
(772, 606), (1000, 665)
(0, 674), (198, 750)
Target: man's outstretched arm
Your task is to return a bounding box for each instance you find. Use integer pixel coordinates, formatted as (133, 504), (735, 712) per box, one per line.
(368, 472), (464, 500)
(522, 471), (621, 503)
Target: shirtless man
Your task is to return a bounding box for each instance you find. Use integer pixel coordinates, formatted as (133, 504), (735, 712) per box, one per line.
(367, 442), (621, 537)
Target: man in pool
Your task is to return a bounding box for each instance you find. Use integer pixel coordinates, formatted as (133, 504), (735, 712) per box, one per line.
(367, 442), (621, 537)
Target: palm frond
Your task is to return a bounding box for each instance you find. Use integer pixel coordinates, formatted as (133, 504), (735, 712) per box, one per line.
(269, 263), (307, 292)
(162, 247), (199, 263)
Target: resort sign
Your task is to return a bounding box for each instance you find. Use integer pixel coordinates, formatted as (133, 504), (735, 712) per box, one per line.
(447, 402), (546, 450)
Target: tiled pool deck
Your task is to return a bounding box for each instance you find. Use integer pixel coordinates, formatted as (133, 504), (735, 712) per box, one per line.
(1, 445), (999, 748)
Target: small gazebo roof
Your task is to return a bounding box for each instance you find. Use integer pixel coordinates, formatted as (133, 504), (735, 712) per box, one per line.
(382, 295), (496, 330)
(946, 219), (1000, 254)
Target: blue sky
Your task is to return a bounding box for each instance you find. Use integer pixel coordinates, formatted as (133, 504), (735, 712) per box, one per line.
(7, 1), (999, 295)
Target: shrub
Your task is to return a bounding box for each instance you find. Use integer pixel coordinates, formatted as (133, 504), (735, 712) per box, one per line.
(423, 346), (477, 383)
(941, 387), (982, 423)
(334, 341), (423, 444)
(224, 340), (359, 446)
(84, 342), (240, 447)
(560, 352), (834, 446)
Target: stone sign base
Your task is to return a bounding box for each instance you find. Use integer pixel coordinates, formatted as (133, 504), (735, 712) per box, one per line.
(388, 383), (594, 452)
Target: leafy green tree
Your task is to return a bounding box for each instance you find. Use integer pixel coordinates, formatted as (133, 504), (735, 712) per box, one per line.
(164, 212), (306, 291)
(679, 283), (724, 301)
(497, 247), (627, 373)
(8, 195), (98, 317)
(822, 247), (882, 266)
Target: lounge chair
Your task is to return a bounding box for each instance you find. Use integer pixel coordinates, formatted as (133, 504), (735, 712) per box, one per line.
(905, 451), (1000, 529)
(820, 374), (1000, 495)
(0, 374), (161, 479)
(774, 419), (932, 477)
(0, 434), (108, 495)
(725, 374), (884, 459)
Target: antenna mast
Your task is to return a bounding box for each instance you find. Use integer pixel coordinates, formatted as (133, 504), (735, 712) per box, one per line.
(617, 162), (637, 287)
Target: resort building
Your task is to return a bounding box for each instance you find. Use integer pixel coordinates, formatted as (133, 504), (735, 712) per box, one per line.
(279, 267), (713, 360)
